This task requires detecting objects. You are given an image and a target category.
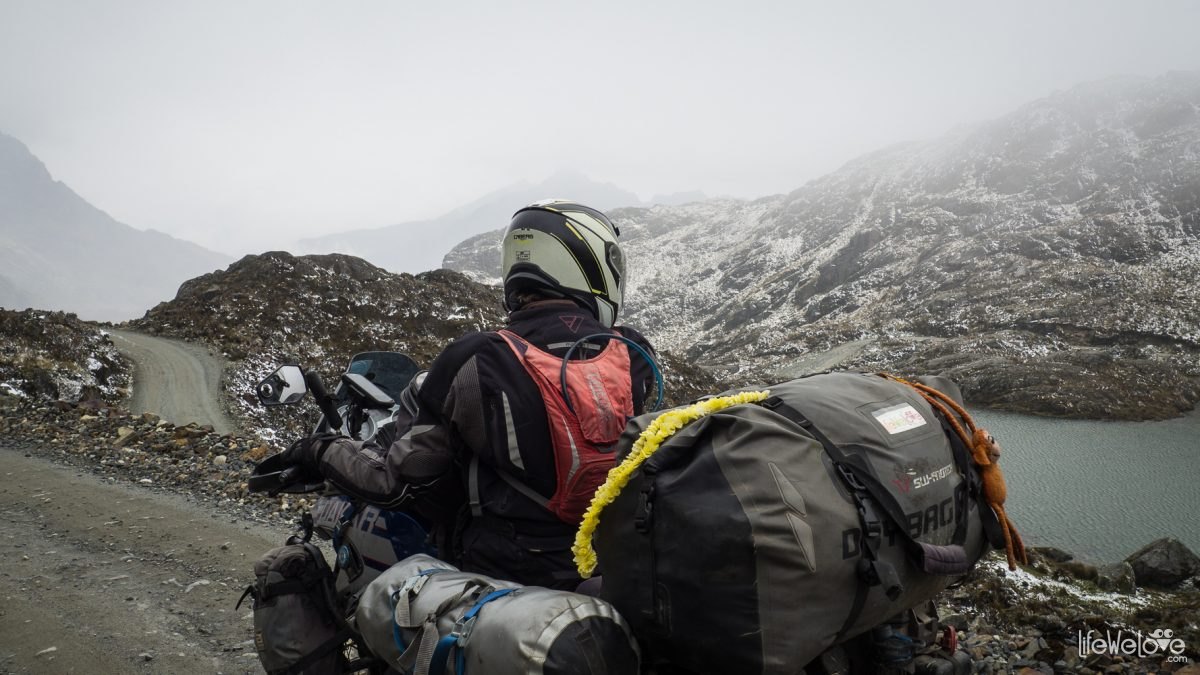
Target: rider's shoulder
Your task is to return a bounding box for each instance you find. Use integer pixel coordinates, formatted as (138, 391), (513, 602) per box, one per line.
(428, 330), (510, 376)
(613, 324), (655, 352)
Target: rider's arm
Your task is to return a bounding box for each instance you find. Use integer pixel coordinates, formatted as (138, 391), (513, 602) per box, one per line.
(314, 333), (485, 508)
(316, 407), (455, 509)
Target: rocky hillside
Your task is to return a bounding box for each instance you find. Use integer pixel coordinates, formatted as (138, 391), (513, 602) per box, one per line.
(446, 72), (1200, 420)
(128, 251), (716, 442)
(0, 132), (230, 321)
(0, 308), (129, 403)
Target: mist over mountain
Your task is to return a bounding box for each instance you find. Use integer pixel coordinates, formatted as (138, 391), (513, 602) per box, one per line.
(445, 72), (1200, 420)
(0, 132), (230, 321)
(296, 170), (646, 274)
(647, 190), (709, 207)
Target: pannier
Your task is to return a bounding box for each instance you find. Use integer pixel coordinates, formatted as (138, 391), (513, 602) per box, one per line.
(242, 542), (350, 674)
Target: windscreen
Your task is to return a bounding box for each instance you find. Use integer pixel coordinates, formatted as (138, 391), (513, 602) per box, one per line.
(343, 352), (420, 401)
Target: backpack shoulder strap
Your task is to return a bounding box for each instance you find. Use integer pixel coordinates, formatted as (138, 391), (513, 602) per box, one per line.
(467, 455), (550, 518)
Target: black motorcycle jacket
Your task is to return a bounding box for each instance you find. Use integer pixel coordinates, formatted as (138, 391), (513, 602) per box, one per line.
(317, 300), (656, 588)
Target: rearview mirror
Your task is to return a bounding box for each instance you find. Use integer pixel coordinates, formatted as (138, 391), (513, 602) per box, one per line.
(257, 365), (307, 406)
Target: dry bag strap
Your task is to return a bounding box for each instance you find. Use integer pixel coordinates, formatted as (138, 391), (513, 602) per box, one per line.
(760, 396), (911, 578)
(426, 588), (519, 675)
(759, 396), (905, 642)
(761, 396), (974, 573)
(393, 569), (443, 628)
(402, 579), (491, 675)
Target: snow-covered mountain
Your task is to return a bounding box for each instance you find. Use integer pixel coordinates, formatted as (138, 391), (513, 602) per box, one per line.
(445, 72), (1200, 420)
(0, 132), (231, 321)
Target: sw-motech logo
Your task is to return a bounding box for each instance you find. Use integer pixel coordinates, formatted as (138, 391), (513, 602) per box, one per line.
(891, 463), (953, 493)
(1078, 629), (1189, 662)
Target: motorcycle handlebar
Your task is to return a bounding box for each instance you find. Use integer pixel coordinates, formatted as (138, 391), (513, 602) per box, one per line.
(275, 466), (326, 494)
(305, 370), (343, 430)
(278, 466), (301, 485)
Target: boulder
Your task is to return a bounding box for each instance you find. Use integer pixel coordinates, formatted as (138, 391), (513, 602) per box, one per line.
(1095, 561), (1136, 594)
(114, 426), (140, 448)
(1057, 560), (1098, 582)
(173, 423), (210, 440)
(1031, 546), (1074, 563)
(1124, 537), (1200, 588)
(1033, 613), (1066, 634)
(76, 386), (104, 405)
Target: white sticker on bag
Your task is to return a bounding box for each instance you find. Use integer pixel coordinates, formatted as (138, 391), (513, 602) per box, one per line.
(872, 403), (927, 434)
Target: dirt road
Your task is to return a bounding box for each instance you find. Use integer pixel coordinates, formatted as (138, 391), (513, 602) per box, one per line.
(108, 330), (234, 435)
(0, 447), (279, 674)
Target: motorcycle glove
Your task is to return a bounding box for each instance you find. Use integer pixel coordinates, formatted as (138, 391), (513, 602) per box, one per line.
(280, 432), (342, 475)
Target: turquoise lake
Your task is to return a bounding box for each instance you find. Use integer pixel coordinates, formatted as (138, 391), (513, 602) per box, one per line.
(973, 409), (1200, 565)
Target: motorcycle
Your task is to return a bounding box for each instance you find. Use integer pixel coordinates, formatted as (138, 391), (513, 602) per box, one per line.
(245, 353), (970, 675)
(249, 351), (437, 673)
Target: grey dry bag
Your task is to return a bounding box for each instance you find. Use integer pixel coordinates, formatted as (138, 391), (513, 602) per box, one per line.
(591, 372), (1003, 674)
(354, 553), (640, 675)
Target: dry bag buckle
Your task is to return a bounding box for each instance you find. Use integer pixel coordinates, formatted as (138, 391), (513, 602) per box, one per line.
(398, 571), (431, 597)
(836, 463), (868, 492)
(451, 615), (478, 647)
(859, 558), (904, 600)
(858, 499), (884, 540)
(634, 483), (655, 534)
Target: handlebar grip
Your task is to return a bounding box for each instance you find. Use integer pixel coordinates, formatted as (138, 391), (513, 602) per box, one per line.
(278, 466), (301, 485)
(306, 369), (329, 400)
(273, 466), (326, 494)
(305, 370), (343, 430)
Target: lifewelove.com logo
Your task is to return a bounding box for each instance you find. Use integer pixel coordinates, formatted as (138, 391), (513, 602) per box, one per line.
(1078, 628), (1189, 662)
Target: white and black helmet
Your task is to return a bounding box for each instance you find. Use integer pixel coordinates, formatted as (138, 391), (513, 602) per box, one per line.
(501, 200), (625, 327)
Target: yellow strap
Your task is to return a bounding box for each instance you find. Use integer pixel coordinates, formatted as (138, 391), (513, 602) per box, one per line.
(572, 390), (772, 578)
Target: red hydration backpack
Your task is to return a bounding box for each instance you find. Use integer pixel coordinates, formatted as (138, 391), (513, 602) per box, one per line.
(495, 329), (635, 524)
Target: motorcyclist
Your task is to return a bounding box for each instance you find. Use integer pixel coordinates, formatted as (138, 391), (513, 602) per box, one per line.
(279, 200), (657, 589)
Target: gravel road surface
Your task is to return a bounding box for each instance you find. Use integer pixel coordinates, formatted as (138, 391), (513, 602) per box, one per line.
(0, 447), (279, 674)
(108, 330), (234, 435)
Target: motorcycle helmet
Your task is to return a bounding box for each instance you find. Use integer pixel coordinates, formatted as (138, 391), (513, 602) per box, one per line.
(501, 200), (625, 327)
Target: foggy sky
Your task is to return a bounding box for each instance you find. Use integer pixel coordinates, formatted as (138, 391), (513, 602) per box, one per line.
(2, 1), (1199, 256)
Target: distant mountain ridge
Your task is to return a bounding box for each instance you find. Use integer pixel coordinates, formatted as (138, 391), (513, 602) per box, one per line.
(0, 132), (230, 321)
(298, 170), (704, 274)
(446, 72), (1200, 420)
